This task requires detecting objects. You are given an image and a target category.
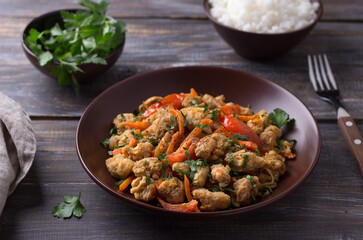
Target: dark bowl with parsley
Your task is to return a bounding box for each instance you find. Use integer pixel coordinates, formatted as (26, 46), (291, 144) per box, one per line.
(22, 7), (125, 90)
(76, 66), (321, 218)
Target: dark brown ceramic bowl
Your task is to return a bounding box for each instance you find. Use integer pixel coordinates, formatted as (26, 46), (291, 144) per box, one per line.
(22, 9), (125, 83)
(203, 0), (323, 60)
(76, 66), (321, 218)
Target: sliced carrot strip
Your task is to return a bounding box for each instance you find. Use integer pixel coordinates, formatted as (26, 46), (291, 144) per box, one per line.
(118, 175), (135, 192)
(230, 114), (258, 122)
(168, 109), (185, 136)
(190, 88), (198, 96)
(238, 140), (258, 152)
(167, 132), (181, 154)
(179, 119), (213, 148)
(184, 175), (193, 202)
(122, 121), (150, 130)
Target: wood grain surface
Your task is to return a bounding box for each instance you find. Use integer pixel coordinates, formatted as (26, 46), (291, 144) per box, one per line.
(0, 0), (363, 239)
(1, 120), (363, 239)
(0, 17), (362, 119)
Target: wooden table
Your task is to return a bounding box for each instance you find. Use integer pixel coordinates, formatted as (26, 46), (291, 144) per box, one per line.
(1, 0), (363, 239)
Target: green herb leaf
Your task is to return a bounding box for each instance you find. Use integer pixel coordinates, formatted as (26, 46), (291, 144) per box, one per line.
(131, 130), (143, 140)
(195, 123), (210, 129)
(232, 134), (249, 141)
(245, 175), (256, 188)
(180, 111), (188, 128)
(242, 154), (249, 168)
(37, 51), (53, 66)
(52, 192), (86, 218)
(269, 108), (292, 128)
(190, 100), (208, 112)
(115, 180), (124, 187)
(211, 110), (221, 120)
(170, 115), (176, 130)
(158, 153), (168, 161)
(145, 175), (151, 185)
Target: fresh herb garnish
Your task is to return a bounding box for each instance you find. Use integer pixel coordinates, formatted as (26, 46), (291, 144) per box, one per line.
(269, 108), (293, 128)
(24, 0), (126, 95)
(190, 100), (208, 112)
(211, 110), (221, 120)
(196, 159), (208, 167)
(52, 192), (86, 219)
(120, 113), (126, 121)
(184, 150), (191, 160)
(101, 127), (117, 148)
(158, 153), (168, 161)
(177, 169), (190, 177)
(131, 130), (143, 140)
(245, 175), (256, 188)
(184, 160), (197, 179)
(145, 175), (151, 185)
(242, 154), (249, 168)
(222, 187), (236, 193)
(232, 133), (249, 141)
(161, 161), (172, 180)
(180, 111), (188, 128)
(115, 180), (124, 187)
(212, 185), (220, 192)
(195, 123), (210, 129)
(170, 115), (176, 130)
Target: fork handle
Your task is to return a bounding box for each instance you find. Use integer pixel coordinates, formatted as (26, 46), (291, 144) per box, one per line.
(338, 116), (363, 179)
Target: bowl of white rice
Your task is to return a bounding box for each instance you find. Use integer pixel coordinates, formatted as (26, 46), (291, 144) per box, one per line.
(203, 0), (323, 60)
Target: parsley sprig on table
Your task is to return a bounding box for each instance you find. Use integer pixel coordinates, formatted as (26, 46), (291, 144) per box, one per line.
(24, 0), (126, 95)
(52, 192), (86, 219)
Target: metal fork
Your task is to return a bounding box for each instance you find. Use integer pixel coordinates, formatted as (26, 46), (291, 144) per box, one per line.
(308, 54), (363, 179)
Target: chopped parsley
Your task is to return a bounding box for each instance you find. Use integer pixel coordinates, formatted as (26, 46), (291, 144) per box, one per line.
(131, 130), (143, 140)
(195, 123), (210, 129)
(232, 133), (249, 141)
(177, 170), (190, 177)
(145, 175), (151, 185)
(170, 115), (176, 130)
(211, 110), (221, 120)
(120, 113), (126, 121)
(158, 153), (168, 161)
(277, 139), (297, 153)
(242, 154), (249, 168)
(161, 161), (172, 180)
(101, 127), (117, 148)
(269, 108), (293, 128)
(184, 160), (197, 179)
(245, 175), (256, 188)
(212, 185), (220, 192)
(180, 111), (188, 128)
(196, 159), (208, 167)
(184, 150), (191, 160)
(222, 187), (235, 193)
(190, 100), (208, 112)
(115, 180), (124, 187)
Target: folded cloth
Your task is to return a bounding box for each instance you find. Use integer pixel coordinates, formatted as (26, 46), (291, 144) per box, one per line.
(0, 92), (36, 215)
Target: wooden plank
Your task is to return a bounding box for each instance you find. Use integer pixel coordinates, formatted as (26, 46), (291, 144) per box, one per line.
(1, 120), (363, 239)
(0, 18), (362, 119)
(0, 0), (362, 21)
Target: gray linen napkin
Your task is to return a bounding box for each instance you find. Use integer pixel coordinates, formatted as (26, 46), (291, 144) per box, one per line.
(0, 92), (36, 215)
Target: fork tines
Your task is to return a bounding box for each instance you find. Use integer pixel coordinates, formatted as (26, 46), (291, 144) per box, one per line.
(308, 54), (338, 92)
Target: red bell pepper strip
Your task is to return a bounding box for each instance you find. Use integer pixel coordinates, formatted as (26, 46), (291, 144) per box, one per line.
(220, 115), (261, 146)
(157, 196), (198, 212)
(143, 93), (186, 118)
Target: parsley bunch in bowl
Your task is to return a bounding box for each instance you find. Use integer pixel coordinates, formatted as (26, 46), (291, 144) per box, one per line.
(23, 0), (126, 95)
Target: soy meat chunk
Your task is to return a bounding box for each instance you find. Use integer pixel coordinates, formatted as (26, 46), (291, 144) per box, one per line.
(142, 114), (173, 140)
(122, 142), (154, 161)
(132, 157), (162, 180)
(172, 162), (191, 178)
(195, 133), (230, 161)
(157, 177), (185, 204)
(225, 149), (265, 173)
(231, 176), (261, 207)
(202, 94), (223, 109)
(130, 176), (157, 202)
(260, 125), (282, 150)
(192, 166), (210, 188)
(192, 188), (230, 211)
(105, 155), (134, 179)
(113, 113), (136, 130)
(180, 107), (209, 131)
(210, 164), (230, 188)
(247, 110), (269, 135)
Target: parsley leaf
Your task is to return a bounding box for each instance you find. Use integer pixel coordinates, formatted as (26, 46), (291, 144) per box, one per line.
(245, 175), (256, 188)
(269, 108), (292, 128)
(170, 115), (176, 130)
(52, 192), (86, 218)
(242, 154), (249, 168)
(180, 111), (188, 128)
(232, 134), (249, 141)
(115, 180), (124, 187)
(131, 130), (143, 140)
(211, 110), (221, 120)
(190, 100), (208, 112)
